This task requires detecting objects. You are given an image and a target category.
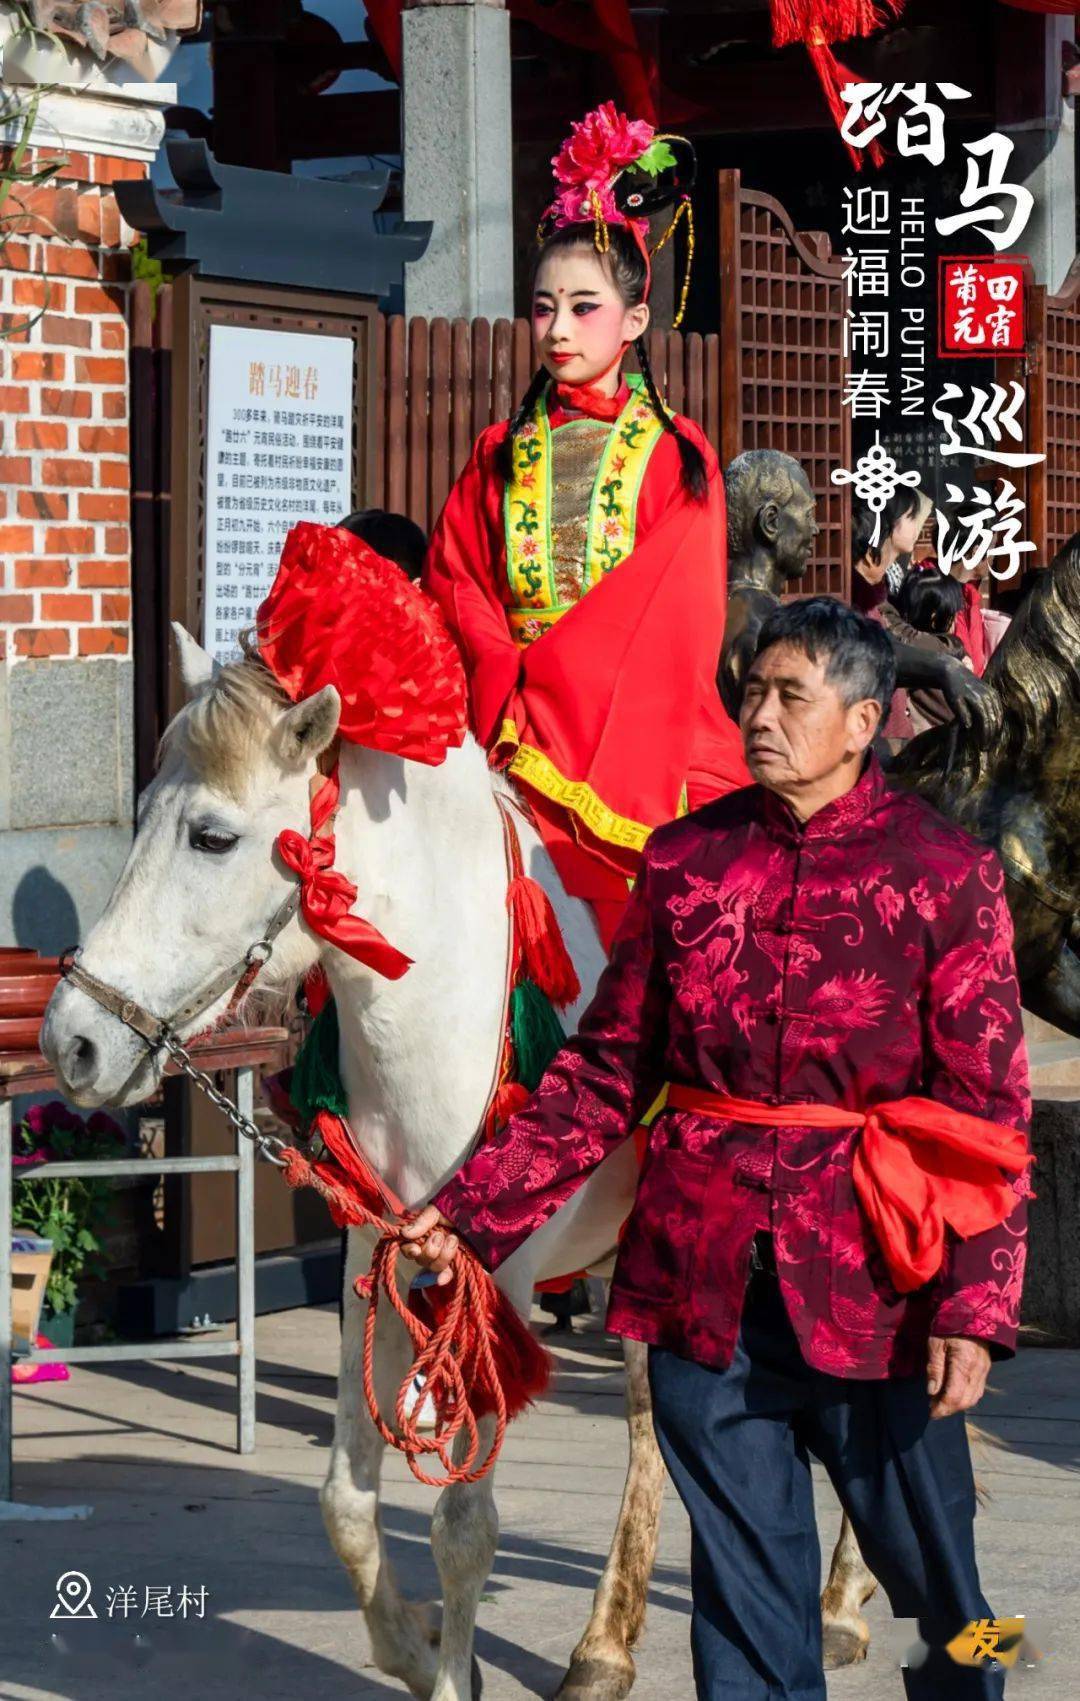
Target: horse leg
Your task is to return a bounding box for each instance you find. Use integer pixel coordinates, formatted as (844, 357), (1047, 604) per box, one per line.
(557, 1338), (666, 1701)
(321, 1246), (439, 1698)
(820, 1511), (877, 1669)
(429, 1416), (499, 1701)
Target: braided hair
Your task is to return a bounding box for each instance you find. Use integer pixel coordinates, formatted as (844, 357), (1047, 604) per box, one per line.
(497, 223), (708, 503)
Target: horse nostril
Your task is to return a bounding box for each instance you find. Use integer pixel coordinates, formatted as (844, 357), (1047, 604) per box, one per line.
(62, 1034), (98, 1089)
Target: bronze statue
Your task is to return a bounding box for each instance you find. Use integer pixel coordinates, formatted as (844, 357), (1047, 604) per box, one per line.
(892, 535), (1080, 1034)
(721, 449), (998, 737)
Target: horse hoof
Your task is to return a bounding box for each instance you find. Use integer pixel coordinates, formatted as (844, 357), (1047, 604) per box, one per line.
(822, 1622), (870, 1669)
(554, 1655), (636, 1701)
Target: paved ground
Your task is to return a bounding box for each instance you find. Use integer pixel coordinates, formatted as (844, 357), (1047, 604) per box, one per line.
(1, 1303), (1074, 1700)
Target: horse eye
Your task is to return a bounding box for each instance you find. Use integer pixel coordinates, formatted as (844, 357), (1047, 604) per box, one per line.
(189, 825), (239, 855)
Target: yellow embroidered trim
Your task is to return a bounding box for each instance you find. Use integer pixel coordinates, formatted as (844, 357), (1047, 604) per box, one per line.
(507, 607), (568, 648)
(504, 375), (665, 612)
(585, 392), (665, 591)
(507, 738), (652, 854)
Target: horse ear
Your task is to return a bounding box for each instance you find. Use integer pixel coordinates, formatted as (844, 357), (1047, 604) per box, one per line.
(172, 622), (219, 694)
(274, 685), (341, 768)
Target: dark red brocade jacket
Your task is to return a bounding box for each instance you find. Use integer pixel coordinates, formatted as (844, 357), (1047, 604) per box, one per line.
(432, 756), (1033, 1379)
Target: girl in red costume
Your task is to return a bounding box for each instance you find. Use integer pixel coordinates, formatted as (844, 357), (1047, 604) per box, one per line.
(422, 104), (747, 949)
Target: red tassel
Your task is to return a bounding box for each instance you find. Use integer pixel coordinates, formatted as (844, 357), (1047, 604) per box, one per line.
(493, 1079), (531, 1127)
(416, 1278), (553, 1421)
(805, 39), (885, 169)
(507, 874), (581, 1010)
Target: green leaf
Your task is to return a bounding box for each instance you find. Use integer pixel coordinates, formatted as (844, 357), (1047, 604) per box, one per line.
(636, 139), (677, 179)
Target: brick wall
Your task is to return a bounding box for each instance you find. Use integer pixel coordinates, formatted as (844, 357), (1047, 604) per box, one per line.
(0, 146), (141, 665)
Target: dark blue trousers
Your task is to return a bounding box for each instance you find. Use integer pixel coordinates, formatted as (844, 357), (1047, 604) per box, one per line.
(647, 1232), (1007, 1701)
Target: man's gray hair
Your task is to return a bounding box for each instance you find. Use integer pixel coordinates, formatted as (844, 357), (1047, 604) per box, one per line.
(754, 596), (896, 713)
(723, 450), (805, 558)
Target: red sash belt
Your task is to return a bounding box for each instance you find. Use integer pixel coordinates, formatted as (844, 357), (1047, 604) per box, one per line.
(665, 1085), (1034, 1295)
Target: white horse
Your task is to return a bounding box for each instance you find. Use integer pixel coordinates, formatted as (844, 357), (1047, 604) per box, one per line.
(41, 630), (880, 1698)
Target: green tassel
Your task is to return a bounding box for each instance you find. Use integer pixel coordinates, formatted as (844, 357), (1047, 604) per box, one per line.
(511, 977), (566, 1092)
(290, 999), (350, 1124)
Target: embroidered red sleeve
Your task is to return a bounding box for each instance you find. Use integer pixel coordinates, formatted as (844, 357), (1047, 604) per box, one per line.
(922, 847), (1032, 1359)
(432, 857), (671, 1271)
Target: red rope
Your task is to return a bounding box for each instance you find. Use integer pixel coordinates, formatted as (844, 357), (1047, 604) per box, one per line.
(280, 1145), (546, 1487)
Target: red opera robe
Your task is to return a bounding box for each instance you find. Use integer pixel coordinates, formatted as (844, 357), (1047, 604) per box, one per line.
(422, 380), (749, 948)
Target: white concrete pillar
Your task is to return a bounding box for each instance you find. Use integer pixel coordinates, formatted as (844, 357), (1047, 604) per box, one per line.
(401, 0), (514, 320)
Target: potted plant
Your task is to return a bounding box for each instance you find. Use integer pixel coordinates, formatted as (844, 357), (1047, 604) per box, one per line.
(12, 1100), (127, 1347)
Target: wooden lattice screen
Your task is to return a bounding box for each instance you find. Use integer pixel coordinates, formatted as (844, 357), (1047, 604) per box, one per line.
(1020, 262), (1080, 567)
(372, 315), (721, 538)
(718, 172), (851, 601)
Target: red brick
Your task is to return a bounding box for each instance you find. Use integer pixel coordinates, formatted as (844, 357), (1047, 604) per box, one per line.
(41, 592), (93, 621)
(78, 625), (128, 656)
(93, 158), (146, 186)
(99, 321), (125, 351)
(1, 242), (33, 273)
(16, 420), (67, 450)
(16, 627), (71, 657)
(79, 491), (128, 521)
(76, 192), (101, 244)
(0, 456), (31, 483)
(100, 253), (133, 284)
(41, 314), (92, 348)
(101, 591), (130, 622)
(43, 458), (93, 488)
(55, 151), (91, 183)
(42, 387), (92, 418)
(0, 593), (33, 621)
(74, 356), (125, 384)
(11, 277), (55, 310)
(17, 489), (68, 521)
(99, 460), (130, 490)
(44, 524), (94, 552)
(77, 559), (129, 588)
(101, 391), (126, 419)
(0, 314), (31, 344)
(15, 558), (68, 588)
(100, 195), (121, 250)
(12, 352), (65, 381)
(0, 524), (34, 552)
(45, 246), (98, 280)
(0, 386), (30, 413)
(103, 525), (128, 555)
(74, 283), (124, 318)
(78, 425), (128, 454)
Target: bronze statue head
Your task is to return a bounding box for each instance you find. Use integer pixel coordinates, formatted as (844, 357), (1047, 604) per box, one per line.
(724, 450), (819, 596)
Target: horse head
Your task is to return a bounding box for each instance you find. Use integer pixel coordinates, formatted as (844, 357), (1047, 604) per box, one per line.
(41, 626), (340, 1106)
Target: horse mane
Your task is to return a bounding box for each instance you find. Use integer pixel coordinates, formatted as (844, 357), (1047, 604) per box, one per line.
(159, 638), (291, 798)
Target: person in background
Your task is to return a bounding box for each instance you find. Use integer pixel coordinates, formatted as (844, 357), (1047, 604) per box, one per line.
(893, 567), (972, 740)
(337, 508), (428, 581)
(851, 488), (931, 615)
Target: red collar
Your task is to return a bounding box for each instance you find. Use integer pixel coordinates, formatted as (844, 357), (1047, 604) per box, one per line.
(758, 754), (886, 843)
(551, 377), (632, 423)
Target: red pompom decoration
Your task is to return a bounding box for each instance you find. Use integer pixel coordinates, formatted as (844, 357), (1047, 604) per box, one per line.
(256, 522), (468, 766)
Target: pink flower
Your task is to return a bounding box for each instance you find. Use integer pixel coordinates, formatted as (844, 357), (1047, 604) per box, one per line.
(519, 537), (540, 559)
(874, 884), (904, 933)
(552, 103), (654, 193)
(603, 517), (623, 539)
(553, 184), (619, 229)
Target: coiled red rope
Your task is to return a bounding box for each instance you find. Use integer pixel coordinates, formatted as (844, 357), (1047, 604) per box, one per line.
(280, 1144), (551, 1487)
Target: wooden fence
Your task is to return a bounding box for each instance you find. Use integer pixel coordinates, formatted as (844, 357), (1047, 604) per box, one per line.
(1020, 260), (1080, 566)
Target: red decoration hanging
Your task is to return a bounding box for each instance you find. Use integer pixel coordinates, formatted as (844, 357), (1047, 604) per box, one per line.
(257, 522), (468, 766)
(770, 1), (905, 170)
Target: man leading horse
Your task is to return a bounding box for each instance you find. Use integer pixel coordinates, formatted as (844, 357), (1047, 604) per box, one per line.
(404, 597), (1034, 1701)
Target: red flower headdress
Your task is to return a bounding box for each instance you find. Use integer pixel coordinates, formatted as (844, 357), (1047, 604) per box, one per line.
(257, 522), (468, 765)
(540, 101), (697, 329)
